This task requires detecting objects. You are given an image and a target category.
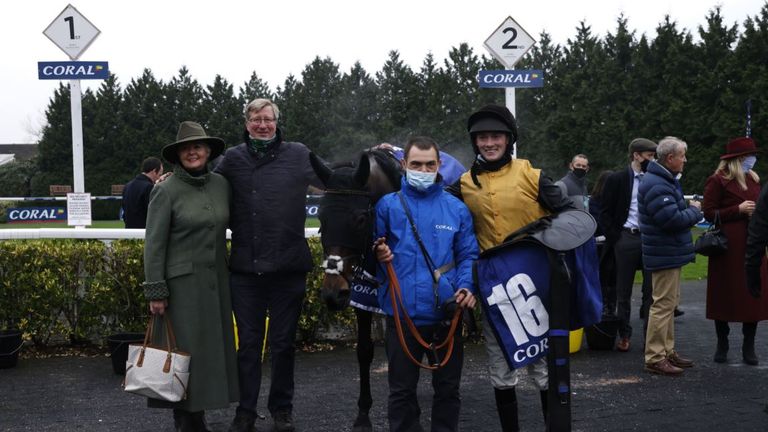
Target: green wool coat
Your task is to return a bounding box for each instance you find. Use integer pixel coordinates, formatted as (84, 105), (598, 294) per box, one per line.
(142, 167), (238, 411)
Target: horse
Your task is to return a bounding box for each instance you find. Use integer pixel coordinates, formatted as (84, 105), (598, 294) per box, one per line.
(309, 149), (402, 432)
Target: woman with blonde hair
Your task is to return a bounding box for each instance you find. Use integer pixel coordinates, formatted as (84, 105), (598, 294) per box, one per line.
(703, 137), (768, 365)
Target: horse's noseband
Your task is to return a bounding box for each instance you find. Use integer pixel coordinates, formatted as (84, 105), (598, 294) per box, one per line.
(321, 255), (347, 275)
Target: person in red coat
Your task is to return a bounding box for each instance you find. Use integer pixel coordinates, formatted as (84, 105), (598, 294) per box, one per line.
(703, 136), (768, 365)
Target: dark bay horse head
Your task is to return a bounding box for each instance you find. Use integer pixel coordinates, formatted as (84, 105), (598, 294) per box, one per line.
(310, 149), (401, 311)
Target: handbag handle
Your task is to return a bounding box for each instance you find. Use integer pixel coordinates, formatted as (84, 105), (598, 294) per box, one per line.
(712, 210), (721, 227)
(137, 314), (179, 369)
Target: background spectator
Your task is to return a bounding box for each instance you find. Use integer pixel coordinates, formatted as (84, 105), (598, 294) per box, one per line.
(703, 137), (768, 365)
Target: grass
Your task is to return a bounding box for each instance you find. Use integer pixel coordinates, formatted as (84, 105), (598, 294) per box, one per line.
(631, 227), (708, 282)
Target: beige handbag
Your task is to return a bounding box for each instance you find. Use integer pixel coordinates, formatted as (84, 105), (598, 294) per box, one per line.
(123, 315), (191, 402)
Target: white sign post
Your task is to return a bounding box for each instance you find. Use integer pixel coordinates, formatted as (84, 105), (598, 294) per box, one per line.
(484, 17), (536, 157)
(43, 4), (100, 227)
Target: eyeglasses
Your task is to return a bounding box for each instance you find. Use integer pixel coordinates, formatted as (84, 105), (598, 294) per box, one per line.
(247, 117), (276, 125)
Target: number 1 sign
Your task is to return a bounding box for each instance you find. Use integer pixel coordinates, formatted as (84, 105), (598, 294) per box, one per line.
(43, 4), (101, 61)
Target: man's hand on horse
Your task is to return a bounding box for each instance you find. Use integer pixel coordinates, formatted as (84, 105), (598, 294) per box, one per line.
(454, 288), (476, 309)
(373, 237), (393, 263)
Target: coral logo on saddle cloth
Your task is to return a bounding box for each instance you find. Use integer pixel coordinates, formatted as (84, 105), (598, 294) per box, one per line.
(476, 241), (551, 369)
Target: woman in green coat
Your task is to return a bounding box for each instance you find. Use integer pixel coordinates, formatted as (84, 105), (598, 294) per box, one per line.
(142, 121), (239, 432)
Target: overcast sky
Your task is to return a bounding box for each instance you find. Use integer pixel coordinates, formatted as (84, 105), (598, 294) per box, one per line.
(1, 0), (762, 143)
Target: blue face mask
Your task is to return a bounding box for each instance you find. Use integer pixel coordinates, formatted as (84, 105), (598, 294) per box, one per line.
(406, 169), (437, 191)
(742, 155), (757, 172)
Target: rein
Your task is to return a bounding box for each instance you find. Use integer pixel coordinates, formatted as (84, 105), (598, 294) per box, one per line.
(385, 261), (463, 370)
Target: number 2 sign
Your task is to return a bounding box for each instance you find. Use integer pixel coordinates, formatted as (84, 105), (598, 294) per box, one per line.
(484, 16), (535, 69)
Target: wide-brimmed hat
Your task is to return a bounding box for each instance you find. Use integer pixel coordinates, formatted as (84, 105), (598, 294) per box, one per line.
(720, 137), (758, 160)
(161, 121), (225, 165)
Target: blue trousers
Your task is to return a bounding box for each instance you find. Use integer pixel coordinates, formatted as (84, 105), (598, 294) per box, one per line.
(230, 271), (306, 415)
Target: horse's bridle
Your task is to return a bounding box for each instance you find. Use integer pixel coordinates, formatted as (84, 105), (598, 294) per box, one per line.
(319, 188), (378, 288)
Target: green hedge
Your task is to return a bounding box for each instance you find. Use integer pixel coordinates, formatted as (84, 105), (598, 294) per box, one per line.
(0, 238), (355, 346)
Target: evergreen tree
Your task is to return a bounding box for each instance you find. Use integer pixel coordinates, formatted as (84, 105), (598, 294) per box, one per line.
(685, 7), (741, 188)
(0, 158), (38, 197)
(275, 74), (300, 141)
(166, 66), (205, 126)
(121, 69), (173, 172)
(327, 62), (379, 159)
(517, 31), (562, 169)
(202, 75), (242, 145)
(238, 71), (275, 107)
(591, 16), (639, 173)
(726, 2), (768, 163)
(31, 83), (73, 195)
(287, 57), (343, 157)
(544, 22), (607, 177)
(83, 74), (125, 194)
(376, 50), (419, 143)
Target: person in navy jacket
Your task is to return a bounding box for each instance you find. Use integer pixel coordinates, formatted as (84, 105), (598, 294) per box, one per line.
(373, 136), (479, 432)
(638, 136), (702, 376)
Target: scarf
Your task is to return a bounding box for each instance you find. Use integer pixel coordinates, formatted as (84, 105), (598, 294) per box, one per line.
(469, 153), (512, 188)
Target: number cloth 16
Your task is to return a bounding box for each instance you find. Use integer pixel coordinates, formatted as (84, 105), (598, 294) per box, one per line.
(476, 239), (602, 369)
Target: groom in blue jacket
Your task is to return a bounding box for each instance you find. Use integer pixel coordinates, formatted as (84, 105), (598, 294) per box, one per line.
(373, 136), (479, 432)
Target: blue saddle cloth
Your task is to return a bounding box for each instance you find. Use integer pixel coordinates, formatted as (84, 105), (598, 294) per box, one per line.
(475, 238), (601, 369)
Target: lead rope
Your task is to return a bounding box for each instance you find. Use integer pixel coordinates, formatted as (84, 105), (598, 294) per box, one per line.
(385, 261), (463, 370)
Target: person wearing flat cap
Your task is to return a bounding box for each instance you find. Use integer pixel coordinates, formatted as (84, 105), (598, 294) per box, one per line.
(142, 121), (238, 431)
(446, 104), (575, 431)
(599, 138), (658, 354)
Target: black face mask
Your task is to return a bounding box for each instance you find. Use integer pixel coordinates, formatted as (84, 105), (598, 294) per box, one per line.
(572, 168), (587, 179)
(640, 159), (652, 173)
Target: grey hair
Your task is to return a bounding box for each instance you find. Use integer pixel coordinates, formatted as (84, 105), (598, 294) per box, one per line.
(243, 98), (280, 121)
(656, 136), (687, 166)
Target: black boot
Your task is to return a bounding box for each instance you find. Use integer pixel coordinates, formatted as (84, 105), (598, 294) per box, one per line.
(229, 406), (256, 432)
(743, 322), (759, 366)
(494, 387), (519, 432)
(714, 320), (729, 363)
(190, 411), (212, 432)
(540, 390), (548, 425)
(173, 409), (195, 432)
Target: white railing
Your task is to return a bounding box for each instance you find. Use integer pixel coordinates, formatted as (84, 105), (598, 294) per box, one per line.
(0, 227), (321, 240)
